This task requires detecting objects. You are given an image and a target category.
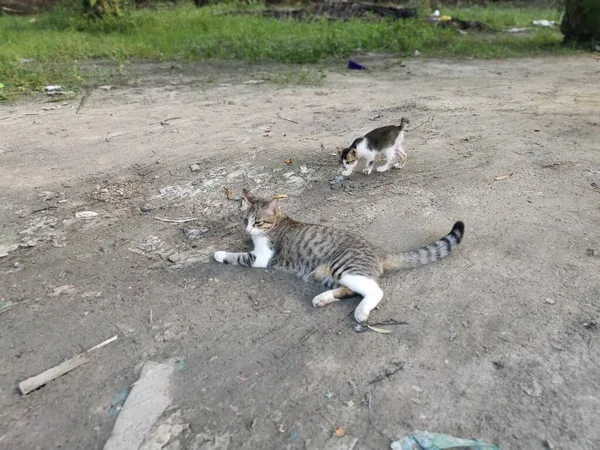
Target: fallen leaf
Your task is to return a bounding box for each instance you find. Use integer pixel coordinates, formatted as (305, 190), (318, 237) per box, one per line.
(284, 159), (292, 165)
(494, 173), (513, 181)
(272, 193), (288, 200)
(367, 325), (392, 334)
(334, 427), (345, 437)
(224, 187), (232, 200)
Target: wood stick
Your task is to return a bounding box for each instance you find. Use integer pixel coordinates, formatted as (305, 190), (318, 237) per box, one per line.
(154, 217), (197, 223)
(18, 335), (118, 395)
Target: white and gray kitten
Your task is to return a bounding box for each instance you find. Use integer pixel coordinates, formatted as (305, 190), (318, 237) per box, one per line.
(339, 117), (409, 176)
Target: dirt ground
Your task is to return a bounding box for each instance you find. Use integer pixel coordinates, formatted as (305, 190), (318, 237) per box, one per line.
(1, 55), (599, 450)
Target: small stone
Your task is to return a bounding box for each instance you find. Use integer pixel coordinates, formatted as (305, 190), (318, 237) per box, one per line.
(543, 298), (556, 305)
(140, 205), (154, 213)
(75, 211), (98, 219)
(411, 385), (424, 393)
(190, 164), (201, 172)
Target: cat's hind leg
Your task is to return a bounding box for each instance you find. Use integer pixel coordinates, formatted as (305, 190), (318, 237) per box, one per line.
(312, 286), (355, 307)
(339, 274), (383, 322)
(393, 144), (407, 169)
(376, 146), (396, 173)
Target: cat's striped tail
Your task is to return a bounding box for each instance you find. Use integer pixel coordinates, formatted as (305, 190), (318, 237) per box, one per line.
(383, 221), (465, 271)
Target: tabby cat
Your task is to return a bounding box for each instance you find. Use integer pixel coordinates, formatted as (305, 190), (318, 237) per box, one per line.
(214, 189), (465, 323)
(339, 117), (409, 176)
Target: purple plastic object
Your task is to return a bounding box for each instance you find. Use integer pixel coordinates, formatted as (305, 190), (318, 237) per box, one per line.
(347, 60), (367, 70)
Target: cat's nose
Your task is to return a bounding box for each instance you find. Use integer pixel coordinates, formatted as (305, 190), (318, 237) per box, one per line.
(246, 225), (253, 233)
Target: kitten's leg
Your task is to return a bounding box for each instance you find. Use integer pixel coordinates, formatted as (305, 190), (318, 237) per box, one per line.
(362, 155), (375, 175)
(393, 143), (407, 169)
(341, 160), (358, 177)
(312, 286), (355, 307)
(339, 274), (383, 322)
(376, 147), (396, 173)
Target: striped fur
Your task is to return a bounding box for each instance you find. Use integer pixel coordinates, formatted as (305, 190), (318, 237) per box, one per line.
(214, 190), (465, 322)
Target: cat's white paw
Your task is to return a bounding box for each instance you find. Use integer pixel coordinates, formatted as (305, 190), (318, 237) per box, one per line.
(312, 292), (336, 307)
(376, 165), (390, 173)
(393, 162), (403, 169)
(362, 168), (372, 175)
(354, 306), (370, 323)
(341, 170), (353, 177)
(213, 251), (227, 263)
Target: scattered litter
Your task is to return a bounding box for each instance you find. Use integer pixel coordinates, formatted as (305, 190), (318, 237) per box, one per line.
(107, 388), (131, 417)
(543, 297), (556, 305)
(272, 193), (288, 200)
(334, 427), (345, 437)
(370, 319), (408, 327)
(583, 320), (599, 330)
(155, 217), (197, 223)
(190, 164), (201, 172)
(40, 106), (57, 111)
(367, 325), (392, 334)
(391, 431), (500, 450)
(160, 117), (180, 126)
(285, 159), (292, 165)
(506, 27), (531, 33)
(369, 360), (404, 384)
(244, 79), (265, 85)
(103, 358), (177, 450)
(19, 335), (117, 395)
(224, 187), (233, 200)
(48, 285), (75, 297)
(412, 385), (424, 393)
(183, 228), (208, 239)
(75, 211), (98, 219)
(330, 174), (346, 185)
(325, 391), (335, 399)
(98, 85), (115, 91)
(138, 235), (163, 252)
(140, 205), (154, 213)
(521, 379), (542, 397)
(44, 85), (63, 92)
(139, 409), (189, 450)
(347, 60), (367, 70)
(494, 173), (513, 181)
(369, 114), (382, 121)
(414, 50), (422, 56)
(532, 19), (555, 27)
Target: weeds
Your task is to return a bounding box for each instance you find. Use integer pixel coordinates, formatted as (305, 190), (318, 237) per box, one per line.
(0, 3), (574, 100)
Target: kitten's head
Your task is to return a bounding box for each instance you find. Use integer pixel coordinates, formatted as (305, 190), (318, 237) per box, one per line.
(338, 147), (358, 175)
(241, 189), (280, 236)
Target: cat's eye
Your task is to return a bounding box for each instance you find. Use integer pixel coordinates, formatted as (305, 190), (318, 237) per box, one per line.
(255, 221), (264, 226)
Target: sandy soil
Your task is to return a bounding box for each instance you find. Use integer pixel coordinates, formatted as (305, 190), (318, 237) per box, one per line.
(1, 55), (599, 450)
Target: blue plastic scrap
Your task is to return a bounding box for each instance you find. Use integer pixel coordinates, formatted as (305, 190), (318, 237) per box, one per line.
(348, 60), (367, 70)
(391, 431), (501, 450)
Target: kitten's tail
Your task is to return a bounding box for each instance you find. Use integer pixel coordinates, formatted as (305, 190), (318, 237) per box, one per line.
(383, 221), (465, 271)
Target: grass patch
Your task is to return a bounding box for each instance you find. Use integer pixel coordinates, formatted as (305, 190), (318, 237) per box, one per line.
(0, 3), (575, 100)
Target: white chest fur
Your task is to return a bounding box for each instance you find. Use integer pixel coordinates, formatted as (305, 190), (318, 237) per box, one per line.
(252, 234), (275, 268)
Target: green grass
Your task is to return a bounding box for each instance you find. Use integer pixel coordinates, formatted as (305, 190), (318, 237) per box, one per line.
(0, 3), (575, 101)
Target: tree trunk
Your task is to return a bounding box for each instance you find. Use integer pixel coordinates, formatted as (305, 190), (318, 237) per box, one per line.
(561, 0), (600, 45)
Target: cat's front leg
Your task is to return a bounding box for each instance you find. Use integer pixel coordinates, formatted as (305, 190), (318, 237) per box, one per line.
(362, 157), (374, 175)
(213, 251), (256, 266)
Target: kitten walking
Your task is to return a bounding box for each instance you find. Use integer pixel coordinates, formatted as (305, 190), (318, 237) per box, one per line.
(339, 117), (409, 176)
(213, 189), (465, 323)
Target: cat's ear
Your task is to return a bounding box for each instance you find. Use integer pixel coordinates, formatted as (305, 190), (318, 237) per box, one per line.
(241, 188), (256, 211)
(263, 199), (279, 216)
(349, 148), (357, 158)
(242, 188), (256, 204)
